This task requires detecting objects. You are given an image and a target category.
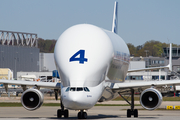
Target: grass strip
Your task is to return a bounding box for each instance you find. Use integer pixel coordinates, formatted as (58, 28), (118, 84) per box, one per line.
(0, 103), (62, 107)
(0, 102), (141, 107)
(43, 103), (60, 106)
(0, 103), (22, 107)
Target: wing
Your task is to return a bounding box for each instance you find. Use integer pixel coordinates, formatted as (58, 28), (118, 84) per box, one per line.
(0, 79), (60, 91)
(0, 79), (61, 111)
(128, 65), (170, 73)
(106, 79), (180, 90)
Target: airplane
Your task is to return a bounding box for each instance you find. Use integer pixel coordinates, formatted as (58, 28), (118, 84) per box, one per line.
(1, 1), (180, 119)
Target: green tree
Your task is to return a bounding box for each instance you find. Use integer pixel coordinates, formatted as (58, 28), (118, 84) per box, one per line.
(127, 43), (136, 56)
(38, 38), (56, 53)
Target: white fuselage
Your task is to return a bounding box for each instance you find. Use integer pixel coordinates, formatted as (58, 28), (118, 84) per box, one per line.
(54, 24), (130, 110)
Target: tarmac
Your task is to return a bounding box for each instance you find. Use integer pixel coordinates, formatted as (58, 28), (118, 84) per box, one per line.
(0, 98), (180, 120)
(0, 106), (180, 120)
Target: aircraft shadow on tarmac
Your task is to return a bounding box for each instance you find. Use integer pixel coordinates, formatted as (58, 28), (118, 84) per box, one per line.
(0, 116), (159, 120)
(46, 115), (158, 119)
(43, 114), (119, 119)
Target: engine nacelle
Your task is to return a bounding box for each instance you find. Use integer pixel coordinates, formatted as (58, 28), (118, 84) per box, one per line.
(21, 88), (44, 111)
(140, 88), (162, 110)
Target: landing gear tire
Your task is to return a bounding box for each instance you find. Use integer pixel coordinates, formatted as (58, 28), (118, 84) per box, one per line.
(127, 109), (131, 118)
(83, 112), (87, 119)
(78, 112), (81, 119)
(127, 109), (138, 118)
(64, 109), (69, 118)
(134, 109), (138, 117)
(77, 111), (87, 119)
(57, 109), (62, 118)
(57, 109), (69, 118)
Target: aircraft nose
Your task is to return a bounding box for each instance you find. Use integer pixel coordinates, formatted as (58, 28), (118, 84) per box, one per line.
(68, 92), (84, 105)
(63, 91), (92, 110)
(68, 93), (78, 102)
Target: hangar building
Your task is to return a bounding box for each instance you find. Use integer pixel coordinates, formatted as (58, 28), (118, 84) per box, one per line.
(0, 30), (39, 79)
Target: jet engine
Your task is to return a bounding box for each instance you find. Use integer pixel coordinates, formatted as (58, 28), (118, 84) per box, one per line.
(21, 88), (44, 111)
(140, 88), (162, 110)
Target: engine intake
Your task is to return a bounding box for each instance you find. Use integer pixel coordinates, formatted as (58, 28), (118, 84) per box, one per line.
(140, 88), (162, 110)
(21, 88), (44, 111)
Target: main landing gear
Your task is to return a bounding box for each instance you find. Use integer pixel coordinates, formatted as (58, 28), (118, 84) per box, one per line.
(77, 110), (87, 119)
(57, 100), (69, 118)
(119, 89), (138, 118)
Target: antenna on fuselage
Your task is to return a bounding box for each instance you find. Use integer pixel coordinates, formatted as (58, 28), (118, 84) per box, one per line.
(112, 1), (118, 34)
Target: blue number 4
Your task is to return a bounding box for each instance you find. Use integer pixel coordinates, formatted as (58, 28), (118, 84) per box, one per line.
(69, 50), (88, 64)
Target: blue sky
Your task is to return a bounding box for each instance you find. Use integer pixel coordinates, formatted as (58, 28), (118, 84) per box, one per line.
(0, 0), (180, 46)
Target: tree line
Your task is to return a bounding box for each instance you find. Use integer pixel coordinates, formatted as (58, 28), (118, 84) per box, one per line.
(38, 38), (179, 57)
(127, 40), (180, 57)
(38, 38), (56, 53)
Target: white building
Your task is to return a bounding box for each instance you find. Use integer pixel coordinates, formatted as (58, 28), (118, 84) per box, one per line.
(39, 53), (56, 72)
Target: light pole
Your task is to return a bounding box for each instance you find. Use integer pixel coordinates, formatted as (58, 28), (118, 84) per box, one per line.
(144, 50), (149, 57)
(14, 57), (17, 79)
(1, 51), (4, 67)
(14, 52), (18, 79)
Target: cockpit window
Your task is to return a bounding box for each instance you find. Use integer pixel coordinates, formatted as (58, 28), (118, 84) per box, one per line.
(66, 87), (70, 92)
(66, 87), (90, 92)
(86, 87), (90, 92)
(84, 87), (90, 92)
(84, 87), (87, 91)
(70, 87), (76, 91)
(77, 87), (83, 91)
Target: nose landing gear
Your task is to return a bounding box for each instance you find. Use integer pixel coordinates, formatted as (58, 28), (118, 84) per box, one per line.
(77, 110), (87, 119)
